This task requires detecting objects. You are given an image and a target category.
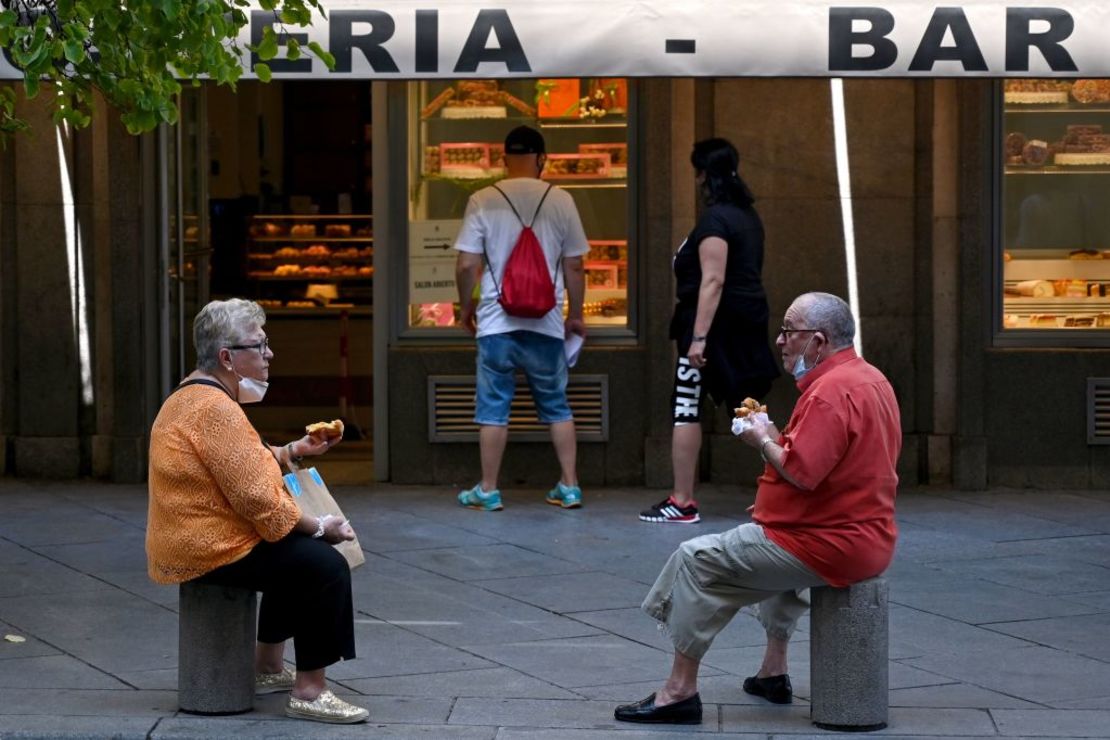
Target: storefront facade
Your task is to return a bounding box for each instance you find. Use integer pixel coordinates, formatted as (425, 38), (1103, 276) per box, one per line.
(3, 2), (1110, 489)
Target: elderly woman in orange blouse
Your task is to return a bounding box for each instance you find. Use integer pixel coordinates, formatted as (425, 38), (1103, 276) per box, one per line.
(146, 298), (367, 725)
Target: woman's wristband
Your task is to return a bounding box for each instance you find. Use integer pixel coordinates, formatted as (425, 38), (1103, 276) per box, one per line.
(691, 335), (707, 342)
(286, 442), (302, 464)
(760, 437), (776, 462)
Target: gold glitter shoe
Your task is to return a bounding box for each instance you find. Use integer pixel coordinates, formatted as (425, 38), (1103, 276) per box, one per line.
(285, 690), (369, 724)
(255, 667), (296, 695)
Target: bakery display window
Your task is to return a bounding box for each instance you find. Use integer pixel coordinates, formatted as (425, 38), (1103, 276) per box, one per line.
(247, 214), (373, 313)
(1000, 79), (1110, 340)
(405, 78), (632, 331)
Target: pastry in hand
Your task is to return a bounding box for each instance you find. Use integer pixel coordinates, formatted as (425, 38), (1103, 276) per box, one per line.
(733, 397), (768, 418)
(305, 419), (345, 439)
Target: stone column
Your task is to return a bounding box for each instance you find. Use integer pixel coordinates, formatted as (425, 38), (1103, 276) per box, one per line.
(642, 79), (692, 488)
(8, 91), (84, 477)
(809, 577), (890, 731)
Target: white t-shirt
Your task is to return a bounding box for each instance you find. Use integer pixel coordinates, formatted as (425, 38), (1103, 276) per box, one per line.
(454, 177), (589, 339)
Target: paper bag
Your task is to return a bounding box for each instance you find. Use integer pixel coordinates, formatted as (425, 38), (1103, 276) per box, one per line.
(283, 463), (366, 570)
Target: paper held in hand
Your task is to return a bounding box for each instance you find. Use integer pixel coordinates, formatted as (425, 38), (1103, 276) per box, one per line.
(731, 412), (770, 436)
(564, 332), (584, 368)
(282, 463), (366, 570)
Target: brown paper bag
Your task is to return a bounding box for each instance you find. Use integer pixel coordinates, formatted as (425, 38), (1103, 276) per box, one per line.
(282, 463), (365, 570)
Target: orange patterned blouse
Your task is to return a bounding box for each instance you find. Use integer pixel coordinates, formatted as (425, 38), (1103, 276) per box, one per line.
(146, 382), (301, 584)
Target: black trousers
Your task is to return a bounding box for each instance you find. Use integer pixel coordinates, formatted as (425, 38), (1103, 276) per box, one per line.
(195, 533), (356, 671)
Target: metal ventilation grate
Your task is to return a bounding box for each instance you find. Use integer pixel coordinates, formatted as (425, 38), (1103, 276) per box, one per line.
(1089, 378), (1110, 444)
(428, 374), (608, 442)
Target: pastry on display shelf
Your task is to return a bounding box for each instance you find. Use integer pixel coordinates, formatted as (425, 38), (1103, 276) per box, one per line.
(274, 264), (303, 276)
(1055, 151), (1110, 165)
(1069, 249), (1102, 260)
(1029, 314), (1060, 327)
(1071, 79), (1110, 104)
(324, 224), (352, 237)
(1064, 316), (1095, 327)
(1022, 139), (1050, 166)
(290, 224), (317, 237)
(304, 244), (331, 257)
(274, 246), (300, 258)
(1014, 280), (1054, 297)
(1003, 79), (1071, 104)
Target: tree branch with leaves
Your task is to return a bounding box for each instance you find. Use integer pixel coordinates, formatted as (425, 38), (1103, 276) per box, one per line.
(0, 0), (336, 135)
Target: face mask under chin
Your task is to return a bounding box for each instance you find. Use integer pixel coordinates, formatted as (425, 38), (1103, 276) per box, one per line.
(791, 336), (818, 381)
(226, 350), (269, 404)
(235, 373), (269, 404)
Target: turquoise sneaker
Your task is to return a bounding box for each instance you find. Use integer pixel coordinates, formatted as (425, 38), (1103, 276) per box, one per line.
(545, 482), (583, 509)
(458, 484), (503, 511)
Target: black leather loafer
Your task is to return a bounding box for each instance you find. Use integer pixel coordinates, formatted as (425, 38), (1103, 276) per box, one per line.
(614, 692), (702, 724)
(742, 673), (792, 704)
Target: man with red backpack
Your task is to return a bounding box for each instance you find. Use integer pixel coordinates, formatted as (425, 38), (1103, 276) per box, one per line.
(454, 125), (589, 512)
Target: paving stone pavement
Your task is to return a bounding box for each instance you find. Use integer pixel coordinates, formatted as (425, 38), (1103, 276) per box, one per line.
(1, 479), (1109, 739)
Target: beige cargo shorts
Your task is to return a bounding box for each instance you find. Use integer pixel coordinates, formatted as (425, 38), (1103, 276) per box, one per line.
(642, 522), (825, 660)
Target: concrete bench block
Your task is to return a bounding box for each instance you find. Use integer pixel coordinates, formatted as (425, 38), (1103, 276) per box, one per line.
(809, 576), (889, 732)
(178, 582), (256, 715)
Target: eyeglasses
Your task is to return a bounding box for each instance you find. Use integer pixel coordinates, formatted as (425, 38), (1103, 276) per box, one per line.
(227, 338), (269, 355)
(779, 327), (819, 337)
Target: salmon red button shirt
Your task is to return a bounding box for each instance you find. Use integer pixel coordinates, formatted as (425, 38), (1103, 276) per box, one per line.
(752, 348), (902, 587)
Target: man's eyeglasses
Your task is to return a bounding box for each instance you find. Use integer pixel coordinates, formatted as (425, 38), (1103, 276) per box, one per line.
(779, 327), (819, 338)
(227, 338), (269, 355)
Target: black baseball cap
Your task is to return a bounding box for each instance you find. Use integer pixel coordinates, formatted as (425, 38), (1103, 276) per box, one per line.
(504, 125), (545, 155)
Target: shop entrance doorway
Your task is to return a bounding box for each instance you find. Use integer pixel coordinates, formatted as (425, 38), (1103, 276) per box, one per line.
(160, 81), (375, 483)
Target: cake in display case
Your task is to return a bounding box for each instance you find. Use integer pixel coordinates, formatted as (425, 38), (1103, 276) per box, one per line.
(247, 215), (373, 311)
(409, 78), (631, 329)
(1001, 79), (1110, 332)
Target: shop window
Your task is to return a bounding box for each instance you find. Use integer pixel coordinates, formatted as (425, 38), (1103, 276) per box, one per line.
(1000, 79), (1110, 342)
(406, 79), (632, 332)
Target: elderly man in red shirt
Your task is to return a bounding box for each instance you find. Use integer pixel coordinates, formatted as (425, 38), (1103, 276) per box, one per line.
(616, 292), (901, 725)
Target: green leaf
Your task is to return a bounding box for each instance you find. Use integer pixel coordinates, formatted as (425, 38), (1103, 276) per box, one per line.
(254, 62), (272, 82)
(63, 40), (86, 64)
(285, 38), (301, 61)
(0, 10), (16, 28)
(256, 27), (279, 61)
(307, 41), (335, 69)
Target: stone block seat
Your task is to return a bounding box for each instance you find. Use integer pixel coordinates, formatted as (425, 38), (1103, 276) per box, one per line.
(177, 581), (257, 715)
(809, 576), (889, 732)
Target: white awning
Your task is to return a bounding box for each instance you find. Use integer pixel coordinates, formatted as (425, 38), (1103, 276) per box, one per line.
(3, 1), (1108, 80)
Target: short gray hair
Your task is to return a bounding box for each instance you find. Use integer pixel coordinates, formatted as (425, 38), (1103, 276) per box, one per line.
(797, 292), (855, 349)
(193, 298), (266, 372)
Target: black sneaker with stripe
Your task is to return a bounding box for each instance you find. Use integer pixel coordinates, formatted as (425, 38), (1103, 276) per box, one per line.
(639, 496), (701, 524)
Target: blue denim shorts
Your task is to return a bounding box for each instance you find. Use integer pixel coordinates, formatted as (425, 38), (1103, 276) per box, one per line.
(475, 331), (572, 426)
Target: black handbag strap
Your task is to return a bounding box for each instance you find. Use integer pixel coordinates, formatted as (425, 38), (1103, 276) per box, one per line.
(170, 378), (232, 399)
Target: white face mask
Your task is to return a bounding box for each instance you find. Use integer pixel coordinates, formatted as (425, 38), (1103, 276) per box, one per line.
(791, 335), (818, 381)
(226, 349), (269, 404)
(235, 373), (269, 404)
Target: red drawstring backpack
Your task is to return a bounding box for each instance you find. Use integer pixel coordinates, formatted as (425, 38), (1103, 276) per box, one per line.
(483, 184), (559, 319)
